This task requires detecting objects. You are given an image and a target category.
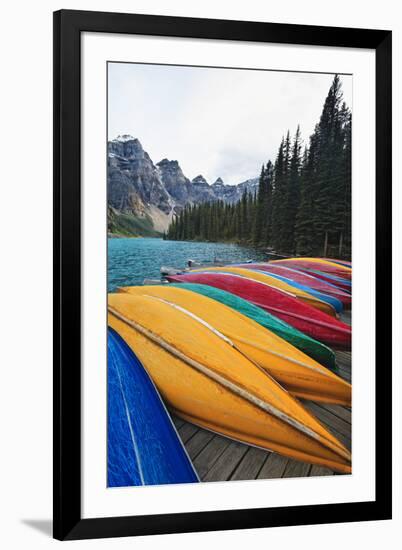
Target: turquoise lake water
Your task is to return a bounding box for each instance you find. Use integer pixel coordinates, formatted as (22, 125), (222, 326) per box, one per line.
(108, 238), (266, 292)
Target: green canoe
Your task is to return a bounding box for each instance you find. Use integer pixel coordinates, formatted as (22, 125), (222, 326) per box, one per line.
(169, 282), (337, 371)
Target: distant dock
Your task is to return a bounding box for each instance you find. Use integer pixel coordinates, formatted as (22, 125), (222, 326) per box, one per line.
(172, 309), (352, 481)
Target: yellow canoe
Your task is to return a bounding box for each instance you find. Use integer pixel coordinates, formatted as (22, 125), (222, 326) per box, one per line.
(275, 257), (352, 272)
(191, 266), (336, 316)
(119, 285), (351, 406)
(108, 292), (351, 473)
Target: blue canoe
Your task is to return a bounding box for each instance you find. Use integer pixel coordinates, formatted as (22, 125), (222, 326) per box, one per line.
(108, 327), (199, 487)
(309, 269), (352, 290)
(246, 268), (344, 313)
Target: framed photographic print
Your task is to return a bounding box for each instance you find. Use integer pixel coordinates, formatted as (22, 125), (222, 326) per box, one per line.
(53, 9), (392, 540)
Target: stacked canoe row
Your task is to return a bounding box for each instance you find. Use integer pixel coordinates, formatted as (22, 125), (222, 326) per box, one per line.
(108, 257), (352, 486)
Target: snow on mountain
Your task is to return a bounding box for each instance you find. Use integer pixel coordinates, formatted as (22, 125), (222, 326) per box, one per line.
(112, 134), (136, 143)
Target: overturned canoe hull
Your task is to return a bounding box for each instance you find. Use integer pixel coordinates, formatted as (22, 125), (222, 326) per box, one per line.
(322, 258), (352, 268)
(192, 266), (337, 316)
(108, 327), (199, 487)
(118, 284), (351, 405)
(166, 281), (337, 371)
(245, 268), (343, 313)
(271, 258), (352, 280)
(108, 293), (351, 473)
(302, 269), (352, 293)
(236, 263), (351, 308)
(167, 272), (351, 350)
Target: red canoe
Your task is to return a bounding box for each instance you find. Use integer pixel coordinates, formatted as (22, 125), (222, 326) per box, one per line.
(167, 272), (351, 350)
(271, 259), (352, 280)
(296, 269), (352, 293)
(236, 264), (351, 308)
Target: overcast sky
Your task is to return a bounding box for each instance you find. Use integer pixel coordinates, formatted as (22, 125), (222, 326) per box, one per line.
(108, 62), (352, 185)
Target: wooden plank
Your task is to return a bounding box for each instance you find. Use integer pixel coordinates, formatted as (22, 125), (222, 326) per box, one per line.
(336, 363), (351, 373)
(178, 422), (199, 444)
(336, 357), (351, 368)
(310, 465), (334, 476)
(305, 402), (351, 438)
(336, 367), (351, 382)
(335, 358), (351, 370)
(258, 453), (288, 479)
(336, 358), (351, 372)
(336, 364), (351, 375)
(230, 447), (269, 481)
(185, 429), (215, 460)
(336, 350), (352, 362)
(317, 403), (351, 423)
(329, 429), (351, 451)
(172, 416), (185, 430)
(335, 351), (352, 368)
(334, 349), (351, 380)
(283, 460), (311, 478)
(303, 405), (351, 451)
(304, 418), (351, 449)
(336, 358), (352, 369)
(203, 441), (249, 482)
(192, 434), (231, 479)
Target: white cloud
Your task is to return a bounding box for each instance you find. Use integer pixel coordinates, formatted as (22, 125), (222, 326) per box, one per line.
(108, 63), (352, 184)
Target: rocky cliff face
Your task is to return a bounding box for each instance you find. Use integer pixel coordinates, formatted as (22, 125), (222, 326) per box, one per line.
(108, 136), (173, 216)
(156, 159), (193, 207)
(108, 135), (258, 235)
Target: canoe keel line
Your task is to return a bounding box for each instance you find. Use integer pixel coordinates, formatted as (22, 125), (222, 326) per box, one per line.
(144, 295), (341, 393)
(167, 272), (351, 350)
(108, 304), (351, 473)
(119, 285), (350, 406)
(166, 282), (338, 371)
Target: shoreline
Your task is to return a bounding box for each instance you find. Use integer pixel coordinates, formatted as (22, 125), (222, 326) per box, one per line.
(108, 232), (143, 239)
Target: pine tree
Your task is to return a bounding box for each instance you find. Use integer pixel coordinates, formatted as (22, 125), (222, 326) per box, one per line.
(294, 75), (351, 257)
(295, 138), (318, 255)
(281, 125), (302, 253)
(271, 137), (286, 251)
(314, 74), (345, 255)
(262, 161), (274, 245)
(340, 107), (352, 257)
(252, 165), (266, 244)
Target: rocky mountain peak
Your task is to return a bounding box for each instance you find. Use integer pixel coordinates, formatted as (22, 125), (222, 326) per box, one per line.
(192, 175), (209, 187)
(108, 136), (145, 160)
(157, 158), (179, 168)
(212, 177), (225, 187)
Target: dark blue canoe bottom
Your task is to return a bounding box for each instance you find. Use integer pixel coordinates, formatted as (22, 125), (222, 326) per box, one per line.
(108, 327), (199, 487)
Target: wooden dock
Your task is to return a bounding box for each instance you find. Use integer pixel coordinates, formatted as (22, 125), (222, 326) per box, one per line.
(172, 311), (351, 481)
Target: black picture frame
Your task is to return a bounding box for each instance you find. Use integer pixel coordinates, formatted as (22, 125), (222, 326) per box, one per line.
(53, 9), (392, 541)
